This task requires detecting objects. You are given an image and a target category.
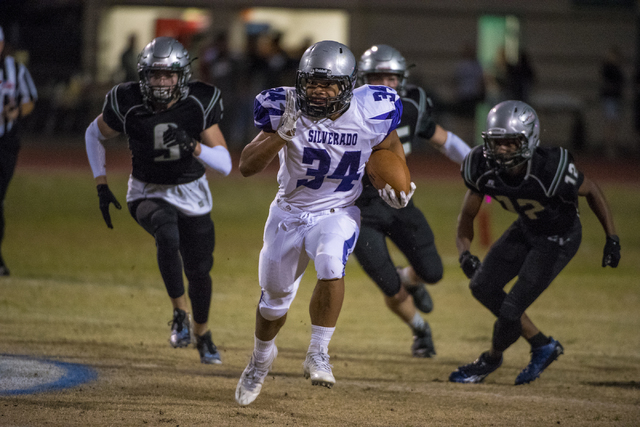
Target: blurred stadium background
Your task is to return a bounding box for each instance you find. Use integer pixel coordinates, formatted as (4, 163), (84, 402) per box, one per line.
(1, 0), (639, 158)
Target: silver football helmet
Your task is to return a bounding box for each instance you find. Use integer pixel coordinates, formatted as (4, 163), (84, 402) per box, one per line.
(137, 37), (192, 106)
(295, 40), (357, 119)
(482, 100), (540, 170)
(358, 44), (408, 94)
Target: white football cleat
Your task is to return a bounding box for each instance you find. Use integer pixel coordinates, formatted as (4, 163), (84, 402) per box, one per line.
(303, 351), (335, 388)
(235, 346), (278, 406)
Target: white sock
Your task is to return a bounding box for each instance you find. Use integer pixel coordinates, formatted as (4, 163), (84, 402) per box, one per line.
(308, 325), (335, 354)
(253, 335), (276, 363)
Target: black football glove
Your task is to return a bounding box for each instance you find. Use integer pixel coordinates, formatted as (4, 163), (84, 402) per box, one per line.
(415, 96), (436, 140)
(163, 125), (196, 154)
(602, 235), (621, 268)
(97, 184), (121, 229)
(459, 250), (481, 279)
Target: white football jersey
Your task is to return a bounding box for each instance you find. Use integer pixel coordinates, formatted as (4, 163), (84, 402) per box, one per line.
(254, 85), (402, 212)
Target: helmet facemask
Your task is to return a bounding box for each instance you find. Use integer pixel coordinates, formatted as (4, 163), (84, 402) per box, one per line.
(296, 73), (354, 119)
(482, 133), (531, 170)
(141, 69), (186, 105)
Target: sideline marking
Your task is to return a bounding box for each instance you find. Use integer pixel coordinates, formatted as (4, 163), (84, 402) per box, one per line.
(0, 354), (97, 395)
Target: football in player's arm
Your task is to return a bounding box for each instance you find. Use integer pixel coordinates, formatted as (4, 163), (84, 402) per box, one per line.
(84, 37), (232, 366)
(449, 100), (620, 385)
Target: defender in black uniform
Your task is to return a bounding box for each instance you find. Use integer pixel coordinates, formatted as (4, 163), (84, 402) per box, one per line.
(355, 45), (472, 357)
(85, 37), (233, 365)
(450, 100), (620, 384)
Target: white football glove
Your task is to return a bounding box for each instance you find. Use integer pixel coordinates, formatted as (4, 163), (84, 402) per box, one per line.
(378, 182), (416, 209)
(277, 89), (301, 142)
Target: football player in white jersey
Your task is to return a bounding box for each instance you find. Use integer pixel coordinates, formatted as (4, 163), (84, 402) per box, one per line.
(235, 40), (414, 406)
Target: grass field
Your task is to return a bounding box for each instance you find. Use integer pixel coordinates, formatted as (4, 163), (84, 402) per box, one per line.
(1, 161), (639, 426)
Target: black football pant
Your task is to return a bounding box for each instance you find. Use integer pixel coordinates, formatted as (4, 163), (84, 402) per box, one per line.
(0, 142), (19, 267)
(470, 218), (582, 352)
(129, 198), (215, 325)
(353, 197), (443, 297)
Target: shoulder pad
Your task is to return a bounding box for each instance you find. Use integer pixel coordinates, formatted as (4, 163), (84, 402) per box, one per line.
(461, 145), (486, 192)
(187, 81), (222, 119)
(353, 85), (403, 134)
(102, 83), (143, 129)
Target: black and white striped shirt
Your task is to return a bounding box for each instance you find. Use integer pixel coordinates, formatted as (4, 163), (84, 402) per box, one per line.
(1, 54), (38, 139)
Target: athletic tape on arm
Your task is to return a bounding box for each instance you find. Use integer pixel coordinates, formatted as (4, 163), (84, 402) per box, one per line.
(85, 118), (107, 178)
(196, 144), (232, 176)
(439, 131), (471, 164)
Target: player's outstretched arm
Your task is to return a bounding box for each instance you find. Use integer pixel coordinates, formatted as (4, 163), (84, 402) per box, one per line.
(578, 176), (620, 267)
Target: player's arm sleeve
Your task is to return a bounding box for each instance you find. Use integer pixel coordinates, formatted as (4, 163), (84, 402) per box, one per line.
(197, 124), (232, 176)
(439, 131), (471, 164)
(85, 118), (108, 178)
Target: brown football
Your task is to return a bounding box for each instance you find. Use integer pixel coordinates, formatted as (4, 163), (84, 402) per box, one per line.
(365, 150), (411, 194)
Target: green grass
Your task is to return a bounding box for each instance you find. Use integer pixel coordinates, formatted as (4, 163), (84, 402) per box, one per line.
(1, 168), (639, 425)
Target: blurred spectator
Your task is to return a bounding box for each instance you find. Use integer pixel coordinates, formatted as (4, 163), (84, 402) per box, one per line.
(43, 73), (92, 135)
(599, 46), (625, 158)
(450, 43), (485, 118)
(120, 33), (139, 83)
(259, 31), (295, 89)
(199, 32), (242, 140)
(0, 25), (38, 276)
(506, 50), (536, 104)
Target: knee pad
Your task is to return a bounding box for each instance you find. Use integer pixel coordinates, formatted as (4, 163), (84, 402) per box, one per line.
(258, 289), (296, 321)
(315, 253), (344, 280)
(134, 200), (178, 236)
(155, 222), (180, 250)
(492, 316), (522, 352)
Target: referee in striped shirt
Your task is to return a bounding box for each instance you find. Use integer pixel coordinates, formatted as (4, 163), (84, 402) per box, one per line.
(0, 25), (38, 276)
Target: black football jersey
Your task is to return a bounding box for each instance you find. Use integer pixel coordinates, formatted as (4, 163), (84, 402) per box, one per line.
(359, 84), (435, 201)
(102, 81), (223, 185)
(461, 146), (585, 235)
